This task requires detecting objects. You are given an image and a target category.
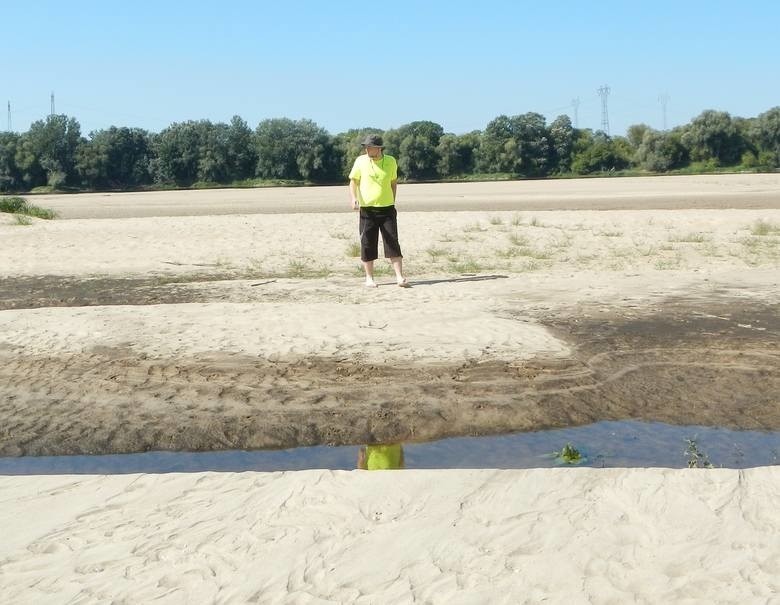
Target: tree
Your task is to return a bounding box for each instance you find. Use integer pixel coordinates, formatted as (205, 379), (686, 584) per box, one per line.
(436, 131), (480, 177)
(626, 123), (652, 150)
(225, 115), (258, 181)
(150, 121), (205, 186)
(635, 128), (687, 172)
(548, 115), (575, 174)
(570, 130), (631, 174)
(0, 132), (22, 191)
(255, 118), (337, 182)
(681, 110), (745, 165)
(477, 113), (551, 176)
(76, 127), (152, 189)
(751, 106), (780, 168)
(23, 115), (82, 187)
(384, 121), (444, 180)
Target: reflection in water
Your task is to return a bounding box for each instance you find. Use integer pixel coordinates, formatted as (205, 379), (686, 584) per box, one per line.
(358, 444), (405, 470)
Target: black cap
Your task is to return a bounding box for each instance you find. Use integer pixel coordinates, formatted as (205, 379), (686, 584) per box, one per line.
(360, 134), (384, 148)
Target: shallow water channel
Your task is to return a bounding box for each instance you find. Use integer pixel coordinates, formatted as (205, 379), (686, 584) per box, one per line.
(1, 420), (778, 475)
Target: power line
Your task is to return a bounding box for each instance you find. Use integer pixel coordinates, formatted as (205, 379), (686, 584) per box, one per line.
(597, 85), (610, 135)
(658, 93), (670, 130)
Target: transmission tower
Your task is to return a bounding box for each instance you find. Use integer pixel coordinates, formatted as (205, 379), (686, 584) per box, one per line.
(571, 97), (580, 128)
(50, 91), (55, 116)
(597, 85), (610, 135)
(6, 101), (10, 132)
(658, 93), (670, 130)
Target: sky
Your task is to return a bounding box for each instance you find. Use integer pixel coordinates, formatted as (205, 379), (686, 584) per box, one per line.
(4, 0), (779, 138)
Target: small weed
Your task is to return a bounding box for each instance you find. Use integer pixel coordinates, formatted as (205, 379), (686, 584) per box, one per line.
(287, 260), (308, 277)
(511, 214), (524, 227)
(463, 222), (487, 233)
(517, 259), (543, 272)
(508, 233), (529, 246)
(426, 246), (449, 261)
(685, 438), (714, 468)
(449, 258), (481, 274)
(329, 230), (352, 240)
(13, 214), (33, 226)
(345, 242), (361, 257)
(489, 216), (504, 226)
(637, 246), (657, 257)
(514, 247), (552, 259)
(599, 230), (623, 237)
(553, 443), (585, 465)
(439, 234), (456, 243)
(750, 219), (780, 236)
(668, 232), (708, 243)
(497, 247), (521, 258)
(654, 257), (682, 270)
(529, 216), (543, 227)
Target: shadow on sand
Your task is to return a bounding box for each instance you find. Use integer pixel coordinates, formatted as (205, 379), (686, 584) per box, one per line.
(389, 274), (509, 287)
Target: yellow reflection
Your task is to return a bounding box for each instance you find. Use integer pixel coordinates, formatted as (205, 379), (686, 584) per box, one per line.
(357, 443), (405, 470)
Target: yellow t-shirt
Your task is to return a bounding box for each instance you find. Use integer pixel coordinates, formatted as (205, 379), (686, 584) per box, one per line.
(365, 444), (404, 470)
(348, 154), (398, 207)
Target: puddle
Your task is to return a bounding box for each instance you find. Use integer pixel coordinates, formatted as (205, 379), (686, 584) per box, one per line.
(0, 420), (777, 475)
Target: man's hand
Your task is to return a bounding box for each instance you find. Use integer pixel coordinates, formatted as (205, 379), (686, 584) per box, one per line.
(351, 199), (359, 210)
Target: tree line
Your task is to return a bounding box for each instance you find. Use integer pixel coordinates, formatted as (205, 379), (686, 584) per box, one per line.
(0, 107), (778, 193)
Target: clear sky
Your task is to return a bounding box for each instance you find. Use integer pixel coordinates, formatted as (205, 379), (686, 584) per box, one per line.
(4, 0), (779, 138)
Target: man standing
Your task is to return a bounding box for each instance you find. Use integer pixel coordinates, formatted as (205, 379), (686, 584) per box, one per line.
(349, 134), (409, 288)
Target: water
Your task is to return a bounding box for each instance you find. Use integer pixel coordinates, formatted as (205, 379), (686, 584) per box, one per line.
(0, 420), (777, 475)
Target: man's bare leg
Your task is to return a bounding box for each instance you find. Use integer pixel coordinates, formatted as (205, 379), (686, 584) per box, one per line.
(363, 260), (377, 287)
(390, 257), (409, 287)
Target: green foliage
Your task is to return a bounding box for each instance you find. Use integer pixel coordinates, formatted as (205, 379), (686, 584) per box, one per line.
(636, 129), (688, 172)
(681, 110), (746, 165)
(478, 112), (551, 176)
(553, 443), (585, 465)
(0, 195), (57, 219)
(384, 121), (444, 180)
(255, 118), (339, 182)
(685, 438), (714, 468)
(2, 104), (779, 194)
(77, 126), (152, 189)
(571, 130), (632, 174)
(21, 115), (82, 189)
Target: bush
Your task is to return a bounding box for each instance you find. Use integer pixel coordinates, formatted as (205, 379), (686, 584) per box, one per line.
(0, 196), (58, 219)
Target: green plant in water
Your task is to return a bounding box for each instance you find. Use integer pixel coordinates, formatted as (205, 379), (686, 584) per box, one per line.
(685, 438), (714, 468)
(553, 442), (585, 465)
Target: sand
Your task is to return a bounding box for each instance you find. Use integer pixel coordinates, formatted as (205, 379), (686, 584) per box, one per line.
(1, 174), (779, 601)
(1, 468), (778, 603)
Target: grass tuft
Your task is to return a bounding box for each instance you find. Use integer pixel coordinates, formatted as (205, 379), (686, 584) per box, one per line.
(0, 196), (58, 220)
(750, 219), (780, 236)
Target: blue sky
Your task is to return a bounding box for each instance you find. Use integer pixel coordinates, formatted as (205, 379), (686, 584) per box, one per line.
(4, 1), (779, 137)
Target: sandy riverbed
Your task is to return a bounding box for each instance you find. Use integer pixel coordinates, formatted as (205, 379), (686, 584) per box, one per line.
(1, 175), (778, 602)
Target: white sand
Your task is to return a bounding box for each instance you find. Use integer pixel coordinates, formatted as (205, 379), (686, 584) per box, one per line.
(1, 468), (778, 603)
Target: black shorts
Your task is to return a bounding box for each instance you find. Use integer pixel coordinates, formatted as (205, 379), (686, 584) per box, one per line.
(359, 206), (403, 262)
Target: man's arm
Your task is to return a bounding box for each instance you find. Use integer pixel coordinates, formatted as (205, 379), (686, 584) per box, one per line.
(391, 179), (397, 202)
(349, 179), (360, 210)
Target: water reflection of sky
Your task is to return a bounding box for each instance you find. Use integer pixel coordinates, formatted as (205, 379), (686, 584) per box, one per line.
(1, 421), (778, 476)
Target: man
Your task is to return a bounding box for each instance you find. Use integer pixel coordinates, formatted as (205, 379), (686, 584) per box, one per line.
(348, 134), (409, 288)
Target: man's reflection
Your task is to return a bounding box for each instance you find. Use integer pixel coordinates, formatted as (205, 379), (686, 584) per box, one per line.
(357, 443), (405, 470)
